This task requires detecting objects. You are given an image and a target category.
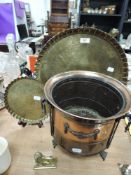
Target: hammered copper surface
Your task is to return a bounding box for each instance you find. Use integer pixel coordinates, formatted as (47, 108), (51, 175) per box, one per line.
(54, 129), (108, 156)
(54, 109), (115, 143)
(53, 109), (115, 155)
(36, 28), (128, 84)
(4, 78), (44, 123)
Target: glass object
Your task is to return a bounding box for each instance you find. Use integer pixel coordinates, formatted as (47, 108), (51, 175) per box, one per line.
(3, 57), (21, 87)
(16, 43), (33, 62)
(0, 76), (4, 93)
(94, 8), (98, 14)
(126, 33), (131, 48)
(3, 34), (21, 87)
(0, 52), (8, 74)
(6, 33), (16, 60)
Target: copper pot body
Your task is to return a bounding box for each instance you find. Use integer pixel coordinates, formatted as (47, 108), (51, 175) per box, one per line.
(52, 109), (116, 155)
(44, 71), (131, 156)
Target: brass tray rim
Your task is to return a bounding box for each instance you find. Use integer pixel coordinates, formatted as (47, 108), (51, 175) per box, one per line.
(4, 77), (46, 125)
(35, 27), (128, 84)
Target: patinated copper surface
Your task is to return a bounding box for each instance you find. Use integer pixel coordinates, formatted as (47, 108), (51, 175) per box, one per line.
(54, 109), (115, 142)
(53, 109), (115, 156)
(35, 27), (128, 85)
(54, 129), (108, 156)
(44, 71), (131, 156)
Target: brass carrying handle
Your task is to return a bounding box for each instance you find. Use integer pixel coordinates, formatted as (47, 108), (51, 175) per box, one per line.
(64, 123), (100, 139)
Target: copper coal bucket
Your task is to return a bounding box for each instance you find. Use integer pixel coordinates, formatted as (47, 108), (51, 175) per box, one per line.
(44, 71), (131, 156)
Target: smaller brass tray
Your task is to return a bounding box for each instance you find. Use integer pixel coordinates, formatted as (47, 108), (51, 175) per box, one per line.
(4, 78), (45, 124)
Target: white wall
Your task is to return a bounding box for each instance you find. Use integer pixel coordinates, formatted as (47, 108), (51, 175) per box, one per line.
(23, 0), (50, 27)
(21, 0), (80, 28)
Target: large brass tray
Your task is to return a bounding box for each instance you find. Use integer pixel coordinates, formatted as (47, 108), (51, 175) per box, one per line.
(35, 27), (128, 84)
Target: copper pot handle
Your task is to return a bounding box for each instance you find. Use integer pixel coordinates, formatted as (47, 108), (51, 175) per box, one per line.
(64, 123), (100, 139)
(41, 97), (48, 115)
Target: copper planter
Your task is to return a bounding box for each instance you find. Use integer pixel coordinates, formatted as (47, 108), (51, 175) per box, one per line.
(44, 71), (131, 156)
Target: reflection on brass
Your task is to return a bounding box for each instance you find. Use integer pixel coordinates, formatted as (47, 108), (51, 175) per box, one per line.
(34, 152), (57, 169)
(109, 28), (119, 38)
(101, 5), (116, 15)
(35, 27), (128, 85)
(118, 163), (131, 175)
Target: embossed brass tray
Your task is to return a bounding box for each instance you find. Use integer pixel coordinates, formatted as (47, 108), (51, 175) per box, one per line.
(35, 27), (128, 85)
(4, 78), (45, 125)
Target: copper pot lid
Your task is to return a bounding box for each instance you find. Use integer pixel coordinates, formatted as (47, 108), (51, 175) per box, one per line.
(35, 27), (128, 85)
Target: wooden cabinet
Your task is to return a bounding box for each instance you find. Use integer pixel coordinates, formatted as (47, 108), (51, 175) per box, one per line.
(48, 0), (69, 35)
(51, 0), (69, 16)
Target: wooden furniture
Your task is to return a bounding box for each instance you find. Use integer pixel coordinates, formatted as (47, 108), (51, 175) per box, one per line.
(48, 16), (69, 35)
(48, 0), (69, 35)
(51, 0), (68, 16)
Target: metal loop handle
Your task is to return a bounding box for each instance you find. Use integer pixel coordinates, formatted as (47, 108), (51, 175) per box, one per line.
(64, 123), (100, 139)
(41, 97), (48, 115)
